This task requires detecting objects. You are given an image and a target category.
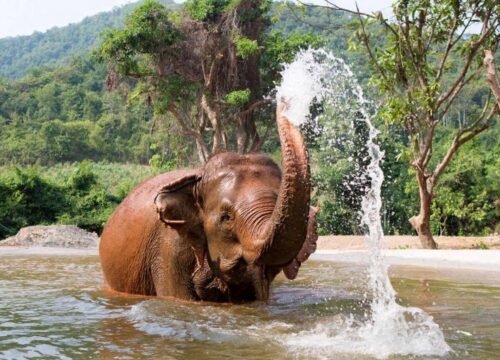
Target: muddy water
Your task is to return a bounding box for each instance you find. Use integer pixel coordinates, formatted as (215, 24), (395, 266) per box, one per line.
(0, 255), (498, 359)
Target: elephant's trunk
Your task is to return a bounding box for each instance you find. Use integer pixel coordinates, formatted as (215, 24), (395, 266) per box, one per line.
(257, 98), (311, 266)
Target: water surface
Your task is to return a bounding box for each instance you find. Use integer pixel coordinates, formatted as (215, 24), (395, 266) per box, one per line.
(0, 255), (498, 359)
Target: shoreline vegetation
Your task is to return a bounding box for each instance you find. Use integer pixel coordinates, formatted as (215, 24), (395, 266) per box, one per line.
(0, 162), (160, 238)
(1, 161), (498, 242)
(1, 223), (497, 250)
(0, 1), (498, 244)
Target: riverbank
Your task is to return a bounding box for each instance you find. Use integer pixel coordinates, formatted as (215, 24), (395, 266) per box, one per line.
(2, 231), (499, 276)
(2, 246), (499, 277)
(2, 231), (498, 250)
(317, 235), (500, 250)
(313, 249), (500, 271)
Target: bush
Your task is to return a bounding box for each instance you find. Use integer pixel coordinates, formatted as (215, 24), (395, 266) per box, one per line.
(185, 0), (230, 21)
(0, 166), (66, 238)
(0, 161), (160, 238)
(57, 162), (120, 233)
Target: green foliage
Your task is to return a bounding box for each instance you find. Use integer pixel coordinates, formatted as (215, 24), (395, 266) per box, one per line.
(264, 31), (323, 65)
(225, 89), (251, 107)
(98, 0), (180, 76)
(58, 162), (118, 232)
(148, 144), (176, 170)
(233, 34), (259, 59)
(0, 162), (160, 238)
(0, 0), (497, 238)
(0, 55), (195, 166)
(478, 241), (489, 250)
(0, 166), (65, 237)
(153, 76), (200, 114)
(429, 128), (500, 236)
(184, 0), (230, 21)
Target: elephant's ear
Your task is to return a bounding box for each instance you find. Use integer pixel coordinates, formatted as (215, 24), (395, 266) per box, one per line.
(154, 172), (202, 226)
(282, 205), (319, 280)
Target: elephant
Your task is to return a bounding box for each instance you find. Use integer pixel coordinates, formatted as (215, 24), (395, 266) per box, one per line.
(99, 101), (318, 302)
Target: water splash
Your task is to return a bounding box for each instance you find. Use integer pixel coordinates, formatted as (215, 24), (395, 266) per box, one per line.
(277, 48), (451, 359)
(276, 49), (329, 126)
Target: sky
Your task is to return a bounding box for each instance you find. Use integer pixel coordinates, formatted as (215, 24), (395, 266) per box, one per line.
(0, 0), (394, 39)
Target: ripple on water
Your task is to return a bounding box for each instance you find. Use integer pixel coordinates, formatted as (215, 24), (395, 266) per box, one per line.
(0, 255), (499, 359)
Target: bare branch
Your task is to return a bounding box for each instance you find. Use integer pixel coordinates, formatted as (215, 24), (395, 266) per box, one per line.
(435, 25), (494, 110)
(421, 121), (435, 168)
(353, 4), (399, 94)
(432, 106), (497, 183)
(435, 65), (484, 124)
(298, 0), (373, 18)
(204, 53), (223, 91)
(435, 17), (458, 82)
(458, 95), (494, 137)
(445, 0), (481, 52)
(484, 49), (500, 106)
(297, 0), (399, 37)
(238, 98), (271, 118)
(394, 3), (428, 90)
(201, 94), (223, 152)
(286, 2), (344, 30)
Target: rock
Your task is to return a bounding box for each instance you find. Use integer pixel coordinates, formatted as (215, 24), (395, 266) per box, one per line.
(0, 225), (99, 249)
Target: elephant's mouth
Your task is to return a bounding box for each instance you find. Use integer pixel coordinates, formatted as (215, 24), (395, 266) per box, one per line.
(213, 257), (271, 302)
(250, 265), (270, 302)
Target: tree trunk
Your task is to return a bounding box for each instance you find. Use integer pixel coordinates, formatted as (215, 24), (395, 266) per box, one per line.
(194, 137), (209, 164)
(409, 211), (437, 249)
(409, 173), (437, 249)
(236, 116), (248, 154)
(201, 94), (223, 153)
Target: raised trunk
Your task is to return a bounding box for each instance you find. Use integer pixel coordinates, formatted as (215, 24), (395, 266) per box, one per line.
(409, 172), (437, 249)
(257, 99), (311, 266)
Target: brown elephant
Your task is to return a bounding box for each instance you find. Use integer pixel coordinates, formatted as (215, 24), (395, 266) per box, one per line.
(99, 101), (318, 302)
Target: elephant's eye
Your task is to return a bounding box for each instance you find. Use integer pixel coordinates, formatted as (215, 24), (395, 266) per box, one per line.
(220, 211), (233, 223)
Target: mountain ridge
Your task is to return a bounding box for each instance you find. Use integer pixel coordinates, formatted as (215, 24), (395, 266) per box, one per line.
(0, 0), (178, 79)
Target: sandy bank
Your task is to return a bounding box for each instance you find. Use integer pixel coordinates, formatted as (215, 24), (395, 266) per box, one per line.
(0, 225), (99, 248)
(0, 247), (98, 256)
(313, 249), (500, 272)
(317, 235), (500, 250)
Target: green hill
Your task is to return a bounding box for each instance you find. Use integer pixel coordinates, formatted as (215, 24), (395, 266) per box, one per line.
(0, 0), (178, 79)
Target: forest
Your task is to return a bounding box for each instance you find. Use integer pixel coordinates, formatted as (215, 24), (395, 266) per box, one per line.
(0, 0), (498, 243)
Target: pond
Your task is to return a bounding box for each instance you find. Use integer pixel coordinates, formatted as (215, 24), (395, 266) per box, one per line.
(0, 254), (498, 359)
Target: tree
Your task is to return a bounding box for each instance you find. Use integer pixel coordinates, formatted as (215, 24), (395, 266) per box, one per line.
(97, 0), (319, 163)
(97, 0), (266, 162)
(303, 0), (499, 248)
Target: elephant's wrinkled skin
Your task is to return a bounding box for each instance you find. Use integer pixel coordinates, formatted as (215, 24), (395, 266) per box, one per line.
(99, 102), (318, 302)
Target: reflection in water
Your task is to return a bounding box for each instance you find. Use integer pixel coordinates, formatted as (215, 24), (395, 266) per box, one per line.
(0, 255), (499, 359)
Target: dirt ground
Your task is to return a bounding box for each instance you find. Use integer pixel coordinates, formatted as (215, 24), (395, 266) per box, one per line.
(317, 235), (500, 250)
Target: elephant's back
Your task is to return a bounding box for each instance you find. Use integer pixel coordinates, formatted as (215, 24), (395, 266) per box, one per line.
(118, 168), (197, 209)
(99, 169), (197, 295)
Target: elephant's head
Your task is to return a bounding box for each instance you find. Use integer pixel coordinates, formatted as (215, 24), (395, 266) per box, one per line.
(154, 101), (317, 302)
